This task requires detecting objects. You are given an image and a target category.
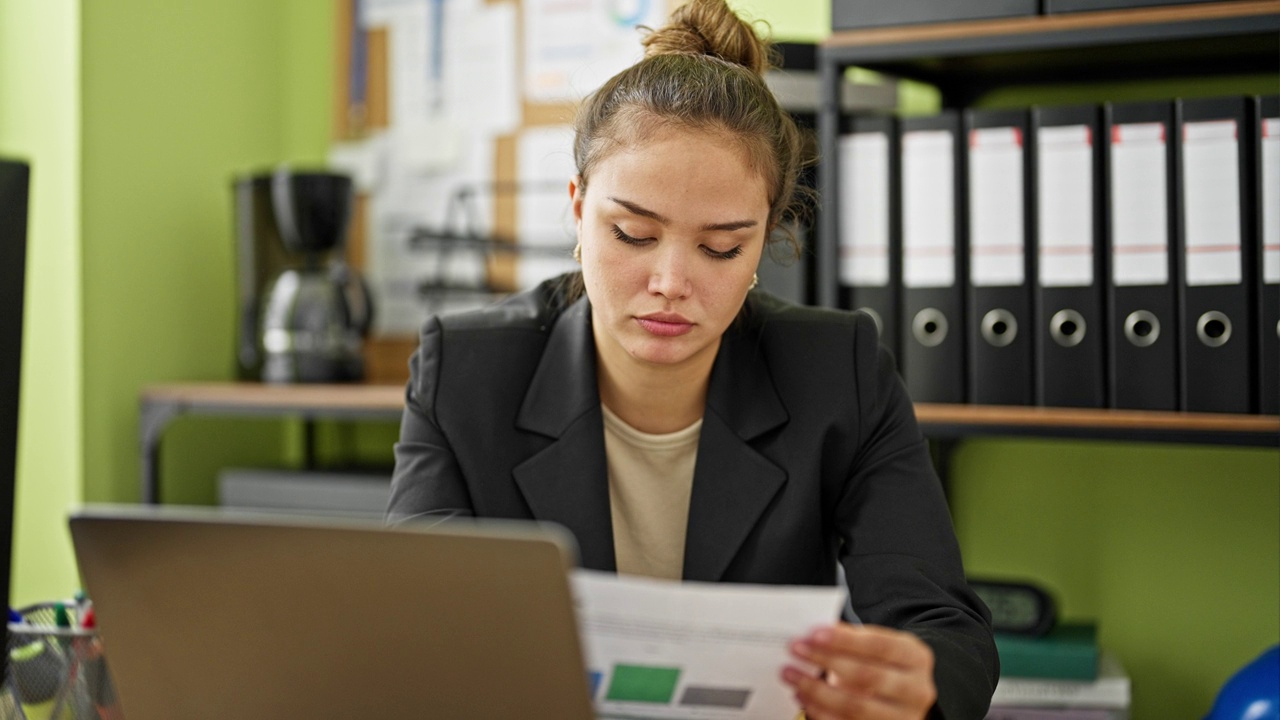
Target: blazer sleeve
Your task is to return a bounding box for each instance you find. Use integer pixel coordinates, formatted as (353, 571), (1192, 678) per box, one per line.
(836, 314), (999, 720)
(386, 316), (476, 525)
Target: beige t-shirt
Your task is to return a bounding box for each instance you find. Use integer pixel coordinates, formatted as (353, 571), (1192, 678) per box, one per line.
(601, 404), (701, 580)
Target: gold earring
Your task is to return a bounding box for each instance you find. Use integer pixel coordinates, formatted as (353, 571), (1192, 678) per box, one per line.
(572, 243), (582, 263)
(749, 273), (758, 290)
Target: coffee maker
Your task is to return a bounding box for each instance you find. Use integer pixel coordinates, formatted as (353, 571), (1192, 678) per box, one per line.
(234, 168), (373, 383)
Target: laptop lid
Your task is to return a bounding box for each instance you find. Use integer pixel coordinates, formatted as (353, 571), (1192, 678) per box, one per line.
(69, 505), (596, 720)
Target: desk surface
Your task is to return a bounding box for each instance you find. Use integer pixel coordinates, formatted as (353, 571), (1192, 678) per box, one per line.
(138, 382), (1280, 503)
(141, 381), (1280, 440)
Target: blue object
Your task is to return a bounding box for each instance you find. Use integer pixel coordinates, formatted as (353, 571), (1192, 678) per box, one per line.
(1206, 646), (1280, 720)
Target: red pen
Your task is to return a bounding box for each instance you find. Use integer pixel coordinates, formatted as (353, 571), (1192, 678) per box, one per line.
(81, 608), (123, 720)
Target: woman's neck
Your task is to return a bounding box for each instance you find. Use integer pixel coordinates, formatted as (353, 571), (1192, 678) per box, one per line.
(595, 338), (719, 435)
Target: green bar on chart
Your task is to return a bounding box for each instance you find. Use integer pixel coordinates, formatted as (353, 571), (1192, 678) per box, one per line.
(605, 664), (681, 703)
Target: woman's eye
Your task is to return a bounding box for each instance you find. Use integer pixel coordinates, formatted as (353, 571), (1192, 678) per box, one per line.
(701, 245), (744, 260)
(610, 226), (650, 246)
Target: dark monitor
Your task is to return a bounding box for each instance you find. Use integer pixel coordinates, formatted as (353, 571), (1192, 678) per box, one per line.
(0, 158), (31, 680)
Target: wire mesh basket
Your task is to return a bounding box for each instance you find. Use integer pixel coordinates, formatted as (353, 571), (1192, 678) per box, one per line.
(4, 602), (121, 720)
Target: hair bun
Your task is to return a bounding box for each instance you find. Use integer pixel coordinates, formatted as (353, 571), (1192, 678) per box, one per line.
(640, 0), (771, 76)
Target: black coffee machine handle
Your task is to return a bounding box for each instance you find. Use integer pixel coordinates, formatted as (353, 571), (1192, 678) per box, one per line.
(270, 166), (304, 256)
(331, 262), (375, 335)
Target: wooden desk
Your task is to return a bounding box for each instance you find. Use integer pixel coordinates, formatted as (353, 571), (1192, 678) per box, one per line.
(139, 382), (1280, 504)
(140, 383), (405, 504)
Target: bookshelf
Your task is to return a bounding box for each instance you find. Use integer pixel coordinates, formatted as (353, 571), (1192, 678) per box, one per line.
(816, 0), (1280, 307)
(136, 382), (1280, 504)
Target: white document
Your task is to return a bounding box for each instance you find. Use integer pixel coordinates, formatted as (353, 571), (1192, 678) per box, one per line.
(838, 132), (891, 288)
(1110, 122), (1170, 287)
(523, 0), (666, 102)
(367, 133), (497, 334)
(902, 130), (955, 289)
(1182, 119), (1243, 287)
(968, 126), (1025, 287)
(517, 126), (580, 289)
(571, 570), (848, 720)
(1036, 124), (1095, 288)
(1262, 118), (1279, 285)
(445, 0), (519, 136)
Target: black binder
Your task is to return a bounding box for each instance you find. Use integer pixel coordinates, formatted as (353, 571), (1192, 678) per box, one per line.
(965, 109), (1035, 405)
(1031, 105), (1107, 408)
(1104, 101), (1180, 411)
(838, 115), (901, 363)
(1255, 95), (1279, 415)
(1176, 96), (1258, 414)
(899, 111), (966, 403)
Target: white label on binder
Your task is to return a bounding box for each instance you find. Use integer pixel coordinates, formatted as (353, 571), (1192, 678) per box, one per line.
(1111, 122), (1169, 286)
(902, 130), (955, 289)
(838, 132), (891, 287)
(1263, 118), (1279, 284)
(1037, 125), (1094, 288)
(969, 126), (1025, 287)
(1182, 119), (1242, 287)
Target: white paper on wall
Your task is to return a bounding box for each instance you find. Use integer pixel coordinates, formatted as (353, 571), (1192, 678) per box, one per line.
(516, 126), (580, 290)
(523, 0), (665, 102)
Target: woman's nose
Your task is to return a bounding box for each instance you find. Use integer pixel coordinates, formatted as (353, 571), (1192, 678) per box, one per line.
(647, 247), (693, 299)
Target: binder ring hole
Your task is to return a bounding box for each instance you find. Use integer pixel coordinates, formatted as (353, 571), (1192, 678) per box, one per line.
(1050, 309), (1086, 348)
(1123, 310), (1160, 348)
(1196, 311), (1232, 348)
(980, 309), (1017, 348)
(856, 307), (884, 341)
(911, 308), (948, 348)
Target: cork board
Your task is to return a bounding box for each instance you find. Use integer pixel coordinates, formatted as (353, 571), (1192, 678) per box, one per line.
(334, 0), (665, 382)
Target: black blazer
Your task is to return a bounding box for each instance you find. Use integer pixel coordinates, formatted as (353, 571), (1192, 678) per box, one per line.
(388, 277), (997, 719)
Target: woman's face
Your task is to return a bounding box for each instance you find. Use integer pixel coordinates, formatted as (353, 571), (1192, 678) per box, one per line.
(572, 125), (770, 372)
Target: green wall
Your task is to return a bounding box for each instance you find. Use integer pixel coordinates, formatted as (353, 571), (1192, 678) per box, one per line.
(80, 0), (335, 509)
(952, 440), (1279, 719)
(3, 0), (336, 601)
(0, 0), (83, 607)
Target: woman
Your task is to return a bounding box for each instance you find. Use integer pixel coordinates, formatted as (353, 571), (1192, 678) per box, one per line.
(388, 0), (998, 716)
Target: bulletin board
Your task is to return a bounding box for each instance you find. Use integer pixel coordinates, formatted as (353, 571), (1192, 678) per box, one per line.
(331, 0), (670, 383)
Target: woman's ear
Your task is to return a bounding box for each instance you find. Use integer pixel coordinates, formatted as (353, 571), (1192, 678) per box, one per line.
(569, 175), (584, 226)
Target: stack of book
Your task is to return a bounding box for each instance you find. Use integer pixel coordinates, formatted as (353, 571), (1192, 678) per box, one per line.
(987, 623), (1131, 720)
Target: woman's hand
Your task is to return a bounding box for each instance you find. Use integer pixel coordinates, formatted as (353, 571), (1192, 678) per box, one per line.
(781, 623), (937, 720)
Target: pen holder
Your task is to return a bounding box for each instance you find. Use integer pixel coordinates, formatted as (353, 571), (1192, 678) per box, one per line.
(5, 603), (122, 720)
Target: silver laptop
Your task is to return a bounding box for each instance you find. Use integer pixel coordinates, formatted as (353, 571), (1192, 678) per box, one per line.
(69, 505), (596, 720)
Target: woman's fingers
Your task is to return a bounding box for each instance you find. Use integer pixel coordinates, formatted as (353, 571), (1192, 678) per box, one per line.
(782, 623), (937, 720)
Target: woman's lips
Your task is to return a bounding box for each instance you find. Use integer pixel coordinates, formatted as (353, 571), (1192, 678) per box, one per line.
(636, 314), (694, 337)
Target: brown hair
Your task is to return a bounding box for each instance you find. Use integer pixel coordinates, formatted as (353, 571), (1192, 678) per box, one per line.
(571, 0), (812, 253)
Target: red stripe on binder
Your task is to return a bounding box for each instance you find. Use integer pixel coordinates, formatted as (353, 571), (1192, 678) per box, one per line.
(840, 246), (888, 257)
(1039, 245), (1093, 255)
(1186, 244), (1241, 253)
(905, 246), (955, 256)
(1113, 244), (1169, 254)
(971, 245), (1024, 255)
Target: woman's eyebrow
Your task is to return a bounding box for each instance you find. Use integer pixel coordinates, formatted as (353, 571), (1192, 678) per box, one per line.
(608, 196), (758, 232)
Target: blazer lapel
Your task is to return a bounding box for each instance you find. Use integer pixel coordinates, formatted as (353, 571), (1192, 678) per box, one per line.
(682, 323), (789, 582)
(512, 298), (616, 572)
